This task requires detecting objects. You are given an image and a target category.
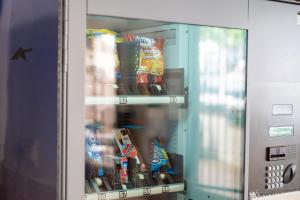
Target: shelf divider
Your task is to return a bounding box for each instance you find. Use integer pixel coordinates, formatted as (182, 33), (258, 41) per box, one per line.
(85, 95), (185, 105)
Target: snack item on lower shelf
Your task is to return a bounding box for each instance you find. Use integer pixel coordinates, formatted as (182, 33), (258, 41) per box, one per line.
(86, 129), (105, 177)
(114, 129), (147, 172)
(151, 137), (174, 175)
(120, 157), (129, 184)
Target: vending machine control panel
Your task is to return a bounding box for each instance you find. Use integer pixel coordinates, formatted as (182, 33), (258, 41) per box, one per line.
(264, 146), (297, 190)
(248, 0), (300, 197)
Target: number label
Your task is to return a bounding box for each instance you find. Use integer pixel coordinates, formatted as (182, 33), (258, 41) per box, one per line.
(119, 97), (128, 105)
(170, 96), (178, 104)
(143, 187), (151, 196)
(162, 185), (170, 193)
(119, 190), (127, 198)
(98, 193), (106, 200)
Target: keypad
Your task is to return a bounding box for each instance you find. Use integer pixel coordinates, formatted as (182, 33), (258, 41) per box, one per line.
(265, 165), (284, 190)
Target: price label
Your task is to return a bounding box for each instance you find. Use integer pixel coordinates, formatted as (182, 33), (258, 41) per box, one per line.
(170, 96), (178, 104)
(119, 190), (127, 198)
(143, 187), (151, 196)
(119, 96), (128, 105)
(98, 193), (106, 200)
(162, 185), (170, 193)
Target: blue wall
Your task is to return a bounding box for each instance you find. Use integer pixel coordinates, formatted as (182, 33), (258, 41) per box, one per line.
(0, 0), (59, 199)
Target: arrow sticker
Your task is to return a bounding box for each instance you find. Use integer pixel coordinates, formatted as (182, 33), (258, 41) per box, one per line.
(11, 47), (32, 61)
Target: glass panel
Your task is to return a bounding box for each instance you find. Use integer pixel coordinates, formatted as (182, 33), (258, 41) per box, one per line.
(84, 16), (247, 200)
(186, 27), (247, 200)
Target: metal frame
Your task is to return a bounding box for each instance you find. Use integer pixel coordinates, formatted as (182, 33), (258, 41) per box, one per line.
(87, 0), (248, 29)
(64, 0), (86, 200)
(64, 0), (249, 199)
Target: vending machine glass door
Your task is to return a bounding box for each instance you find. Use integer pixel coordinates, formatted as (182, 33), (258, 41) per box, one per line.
(83, 16), (247, 200)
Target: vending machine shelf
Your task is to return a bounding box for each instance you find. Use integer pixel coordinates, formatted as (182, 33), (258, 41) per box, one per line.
(84, 182), (185, 200)
(85, 95), (185, 106)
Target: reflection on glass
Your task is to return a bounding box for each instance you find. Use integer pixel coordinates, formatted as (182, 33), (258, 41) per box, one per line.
(84, 16), (246, 200)
(85, 31), (117, 185)
(187, 27), (246, 200)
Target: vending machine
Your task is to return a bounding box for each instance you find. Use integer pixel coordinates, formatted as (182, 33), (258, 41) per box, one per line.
(65, 1), (248, 200)
(1, 0), (299, 200)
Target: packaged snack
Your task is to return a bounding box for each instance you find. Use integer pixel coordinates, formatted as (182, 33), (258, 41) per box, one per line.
(120, 157), (129, 183)
(136, 36), (164, 84)
(151, 137), (174, 175)
(114, 129), (147, 172)
(86, 29), (121, 87)
(86, 130), (104, 177)
(120, 33), (165, 95)
(87, 29), (124, 43)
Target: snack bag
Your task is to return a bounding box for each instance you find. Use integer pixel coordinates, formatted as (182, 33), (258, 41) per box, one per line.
(114, 129), (138, 159)
(136, 36), (164, 84)
(86, 29), (122, 82)
(121, 33), (165, 85)
(151, 137), (174, 175)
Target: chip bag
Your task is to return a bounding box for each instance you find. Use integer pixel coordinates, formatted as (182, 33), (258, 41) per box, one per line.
(136, 36), (164, 84)
(121, 33), (165, 84)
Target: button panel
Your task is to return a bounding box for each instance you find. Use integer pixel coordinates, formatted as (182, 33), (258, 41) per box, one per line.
(265, 165), (284, 190)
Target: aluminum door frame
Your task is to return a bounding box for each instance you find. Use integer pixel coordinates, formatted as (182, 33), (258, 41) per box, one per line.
(64, 0), (86, 200)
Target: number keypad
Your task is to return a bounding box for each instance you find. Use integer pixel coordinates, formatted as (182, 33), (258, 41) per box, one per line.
(265, 165), (284, 190)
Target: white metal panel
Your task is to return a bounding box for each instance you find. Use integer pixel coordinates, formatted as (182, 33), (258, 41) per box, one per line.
(88, 0), (248, 29)
(66, 0), (86, 200)
(248, 0), (300, 83)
